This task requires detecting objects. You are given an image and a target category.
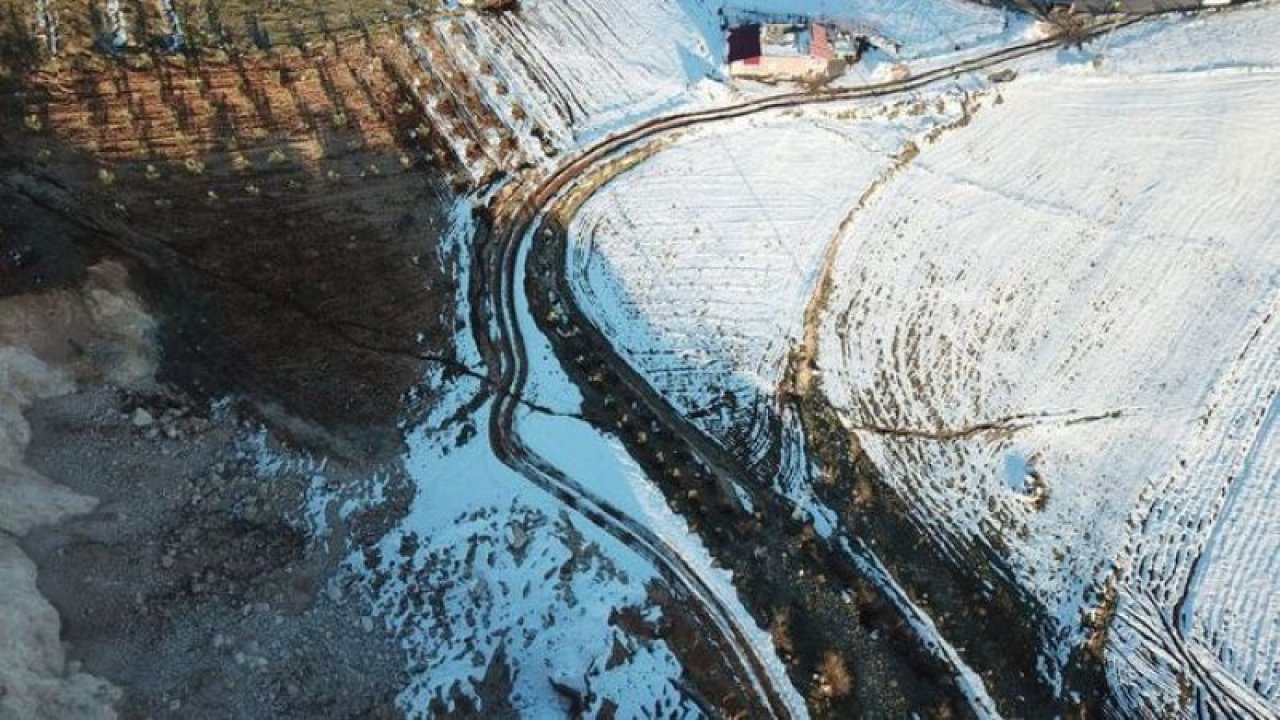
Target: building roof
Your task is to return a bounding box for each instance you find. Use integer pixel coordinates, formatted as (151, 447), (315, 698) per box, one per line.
(727, 23), (762, 63)
(731, 22), (842, 63)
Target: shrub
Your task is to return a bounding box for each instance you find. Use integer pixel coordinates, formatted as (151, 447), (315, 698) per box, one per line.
(819, 651), (853, 698)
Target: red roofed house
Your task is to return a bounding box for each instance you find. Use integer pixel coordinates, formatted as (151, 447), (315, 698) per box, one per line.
(727, 22), (844, 83)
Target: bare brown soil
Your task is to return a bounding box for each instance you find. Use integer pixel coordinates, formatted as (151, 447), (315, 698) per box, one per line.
(2, 28), (465, 462)
(0, 23), (466, 720)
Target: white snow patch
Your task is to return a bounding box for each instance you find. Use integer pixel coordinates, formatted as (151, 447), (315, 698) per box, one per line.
(382, 404), (696, 717)
(289, 201), (704, 717)
(722, 0), (1012, 59)
(565, 102), (964, 465)
(816, 7), (1280, 703)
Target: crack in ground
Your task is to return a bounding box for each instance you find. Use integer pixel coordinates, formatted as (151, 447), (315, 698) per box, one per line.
(843, 408), (1128, 441)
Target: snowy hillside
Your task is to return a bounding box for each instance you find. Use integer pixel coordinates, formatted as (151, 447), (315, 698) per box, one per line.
(565, 101), (967, 467)
(428, 0), (1015, 152)
(557, 0), (1280, 712)
(815, 3), (1280, 708)
(428, 0), (724, 149)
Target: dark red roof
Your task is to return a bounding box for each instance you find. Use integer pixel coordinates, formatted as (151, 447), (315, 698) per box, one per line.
(727, 24), (761, 63)
(810, 23), (832, 60)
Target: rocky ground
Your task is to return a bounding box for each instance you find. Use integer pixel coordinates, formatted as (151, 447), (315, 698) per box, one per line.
(0, 18), (465, 719)
(21, 383), (412, 720)
(0, 197), (429, 719)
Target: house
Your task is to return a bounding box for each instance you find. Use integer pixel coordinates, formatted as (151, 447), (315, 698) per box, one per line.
(726, 22), (865, 83)
(459, 0), (518, 10)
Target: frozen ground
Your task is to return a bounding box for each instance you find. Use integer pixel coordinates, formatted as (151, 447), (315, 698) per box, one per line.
(425, 0), (1016, 153)
(815, 2), (1280, 710)
(559, 0), (1280, 713)
(565, 100), (970, 470)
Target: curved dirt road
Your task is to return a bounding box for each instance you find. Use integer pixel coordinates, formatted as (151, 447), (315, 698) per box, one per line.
(473, 14), (1150, 718)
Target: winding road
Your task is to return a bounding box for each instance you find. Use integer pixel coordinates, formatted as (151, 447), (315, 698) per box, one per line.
(471, 13), (1153, 718)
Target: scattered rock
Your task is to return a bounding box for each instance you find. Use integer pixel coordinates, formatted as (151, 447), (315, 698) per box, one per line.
(132, 408), (155, 427)
(508, 524), (528, 551)
(988, 68), (1018, 84)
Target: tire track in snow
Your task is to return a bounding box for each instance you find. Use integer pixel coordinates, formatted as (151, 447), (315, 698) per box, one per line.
(480, 13), (1182, 718)
(1110, 290), (1280, 717)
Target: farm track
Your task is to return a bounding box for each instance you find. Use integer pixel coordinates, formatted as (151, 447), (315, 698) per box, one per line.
(474, 15), (1168, 717)
(1111, 289), (1280, 718)
(7, 3), (1248, 715)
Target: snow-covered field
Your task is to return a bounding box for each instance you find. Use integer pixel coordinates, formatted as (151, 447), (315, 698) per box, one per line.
(431, 0), (1016, 152)
(724, 0), (1012, 59)
(565, 101), (969, 467)
(815, 3), (1280, 710)
(432, 0), (724, 149)
(561, 1), (1280, 713)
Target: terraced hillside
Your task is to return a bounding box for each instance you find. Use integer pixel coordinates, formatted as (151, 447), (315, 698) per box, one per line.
(556, 2), (1280, 714)
(1, 15), (479, 458)
(815, 4), (1280, 709)
(25, 39), (409, 161)
(564, 98), (973, 474)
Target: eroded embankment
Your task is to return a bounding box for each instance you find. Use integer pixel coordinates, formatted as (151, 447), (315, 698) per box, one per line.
(0, 25), (468, 719)
(2, 28), (468, 461)
(0, 261), (147, 720)
(1, 259), (415, 718)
